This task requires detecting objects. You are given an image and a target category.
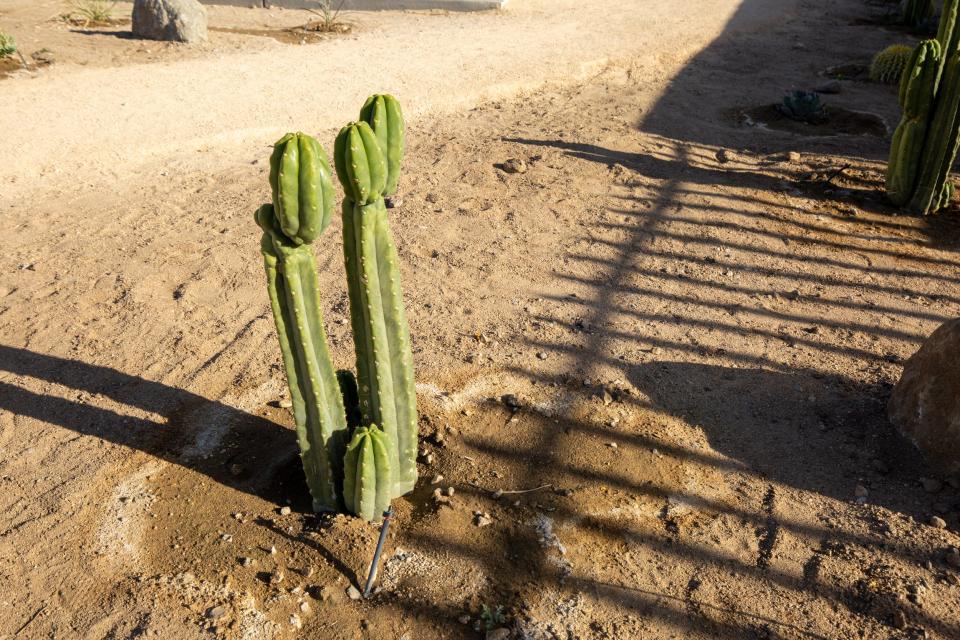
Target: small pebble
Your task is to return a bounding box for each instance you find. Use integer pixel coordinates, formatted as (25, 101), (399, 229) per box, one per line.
(445, 486), (455, 497)
(347, 585), (363, 600)
(930, 516), (947, 529)
(269, 545), (277, 555)
(270, 570), (284, 585)
(536, 352), (548, 360)
(607, 442), (618, 449)
(431, 474), (444, 485)
(289, 614), (302, 629)
(946, 549), (960, 568)
(206, 605), (226, 620)
(474, 512), (493, 527)
(299, 601), (311, 614)
(239, 556), (254, 567)
(458, 615), (471, 624)
(279, 506), (292, 516)
(501, 158), (527, 174)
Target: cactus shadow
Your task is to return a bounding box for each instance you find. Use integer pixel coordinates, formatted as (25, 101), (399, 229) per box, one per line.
(0, 344), (303, 504)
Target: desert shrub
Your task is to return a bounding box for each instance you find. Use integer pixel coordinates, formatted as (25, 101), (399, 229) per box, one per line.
(65, 0), (118, 26)
(0, 32), (16, 59)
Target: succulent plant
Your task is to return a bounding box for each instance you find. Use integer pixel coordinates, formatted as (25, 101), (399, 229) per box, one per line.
(870, 44), (914, 84)
(776, 90), (828, 124)
(343, 424), (393, 522)
(256, 132), (349, 512)
(335, 115), (418, 498)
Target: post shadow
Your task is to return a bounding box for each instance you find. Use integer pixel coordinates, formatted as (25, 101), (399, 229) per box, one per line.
(0, 344), (302, 504)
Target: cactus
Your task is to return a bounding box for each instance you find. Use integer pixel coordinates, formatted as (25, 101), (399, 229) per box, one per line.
(903, 0), (934, 28)
(337, 369), (362, 429)
(359, 94), (406, 197)
(335, 117), (418, 497)
(870, 44), (914, 84)
(343, 424), (393, 522)
(256, 132), (349, 512)
(886, 1), (960, 213)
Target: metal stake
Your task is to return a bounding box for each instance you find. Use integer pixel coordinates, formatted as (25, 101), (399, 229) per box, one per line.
(363, 507), (393, 597)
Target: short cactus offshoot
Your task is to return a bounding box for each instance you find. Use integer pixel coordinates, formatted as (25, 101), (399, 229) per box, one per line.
(343, 425), (393, 522)
(256, 132), (349, 512)
(870, 44), (914, 85)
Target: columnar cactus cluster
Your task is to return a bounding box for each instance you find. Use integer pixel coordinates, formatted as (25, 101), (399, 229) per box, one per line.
(255, 96), (416, 521)
(886, 0), (960, 214)
(902, 0), (934, 28)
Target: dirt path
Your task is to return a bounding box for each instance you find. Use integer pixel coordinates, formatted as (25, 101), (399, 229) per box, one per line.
(2, 0), (960, 639)
(0, 0), (766, 202)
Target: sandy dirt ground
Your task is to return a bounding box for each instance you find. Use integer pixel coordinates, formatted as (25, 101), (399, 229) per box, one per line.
(2, 0), (960, 638)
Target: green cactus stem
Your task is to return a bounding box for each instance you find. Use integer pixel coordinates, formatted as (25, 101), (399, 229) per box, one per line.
(907, 50), (960, 213)
(886, 39), (941, 206)
(256, 132), (348, 512)
(343, 425), (393, 522)
(359, 94), (405, 197)
(335, 119), (418, 498)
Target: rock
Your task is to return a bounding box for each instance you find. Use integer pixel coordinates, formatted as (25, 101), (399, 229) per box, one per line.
(715, 148), (734, 164)
(921, 477), (943, 494)
(239, 556), (254, 567)
(270, 570), (284, 585)
(206, 605), (226, 619)
(536, 351), (548, 360)
(279, 506), (291, 516)
(854, 484), (869, 498)
(815, 80), (842, 94)
(346, 585), (363, 600)
(385, 196), (403, 209)
(487, 629), (511, 640)
(132, 0), (208, 44)
(299, 601), (311, 613)
(289, 614), (302, 629)
(889, 319), (960, 475)
(474, 511), (493, 527)
(458, 614), (471, 624)
(431, 474), (444, 485)
(500, 158), (527, 174)
(930, 516), (947, 529)
(946, 548), (960, 568)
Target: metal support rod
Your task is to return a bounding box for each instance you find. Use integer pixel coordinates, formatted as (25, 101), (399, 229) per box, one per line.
(363, 507), (393, 597)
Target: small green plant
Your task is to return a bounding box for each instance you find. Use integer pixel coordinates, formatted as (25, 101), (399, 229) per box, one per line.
(0, 32), (16, 59)
(64, 0), (118, 26)
(305, 1), (350, 33)
(871, 44), (914, 84)
(479, 604), (507, 631)
(776, 90), (828, 124)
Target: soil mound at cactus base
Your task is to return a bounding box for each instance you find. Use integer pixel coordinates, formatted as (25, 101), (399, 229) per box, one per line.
(2, 0), (960, 639)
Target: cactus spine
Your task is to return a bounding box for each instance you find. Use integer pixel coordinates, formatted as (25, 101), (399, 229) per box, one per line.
(886, 0), (960, 214)
(335, 118), (418, 497)
(257, 132), (348, 512)
(343, 425), (394, 522)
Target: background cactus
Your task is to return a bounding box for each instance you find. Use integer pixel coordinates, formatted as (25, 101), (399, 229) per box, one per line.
(335, 116), (418, 498)
(343, 425), (393, 522)
(776, 90), (827, 124)
(886, 1), (960, 214)
(256, 132), (349, 512)
(902, 0), (934, 28)
(360, 94), (405, 197)
(870, 44), (914, 84)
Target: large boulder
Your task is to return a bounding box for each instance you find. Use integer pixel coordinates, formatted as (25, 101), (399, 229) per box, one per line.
(132, 0), (208, 44)
(889, 318), (960, 475)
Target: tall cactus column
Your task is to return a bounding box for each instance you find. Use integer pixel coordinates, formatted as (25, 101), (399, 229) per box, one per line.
(334, 115), (418, 498)
(256, 132), (349, 512)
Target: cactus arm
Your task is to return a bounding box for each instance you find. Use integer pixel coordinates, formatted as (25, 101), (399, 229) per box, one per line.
(370, 427), (393, 517)
(372, 202), (418, 493)
(360, 94), (405, 197)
